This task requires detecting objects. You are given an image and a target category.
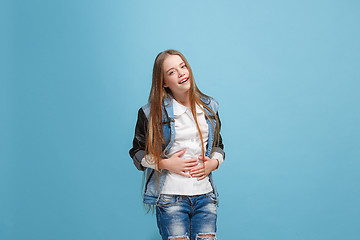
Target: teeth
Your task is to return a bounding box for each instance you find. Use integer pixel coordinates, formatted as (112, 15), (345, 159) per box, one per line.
(180, 78), (188, 84)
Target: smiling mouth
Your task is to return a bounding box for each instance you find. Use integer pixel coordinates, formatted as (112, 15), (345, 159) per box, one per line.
(179, 78), (189, 84)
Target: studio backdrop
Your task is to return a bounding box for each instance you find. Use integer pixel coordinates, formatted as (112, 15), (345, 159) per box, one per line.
(1, 0), (359, 239)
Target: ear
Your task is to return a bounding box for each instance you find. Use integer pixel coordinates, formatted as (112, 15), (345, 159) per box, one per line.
(163, 81), (168, 88)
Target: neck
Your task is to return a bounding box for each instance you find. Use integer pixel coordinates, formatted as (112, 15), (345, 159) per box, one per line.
(172, 92), (190, 108)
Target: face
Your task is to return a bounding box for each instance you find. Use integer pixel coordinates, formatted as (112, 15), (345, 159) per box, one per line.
(162, 54), (190, 98)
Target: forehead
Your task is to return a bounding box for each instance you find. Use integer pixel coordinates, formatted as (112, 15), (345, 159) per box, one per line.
(162, 55), (184, 71)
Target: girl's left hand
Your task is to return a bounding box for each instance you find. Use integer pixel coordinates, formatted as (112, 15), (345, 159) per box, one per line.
(190, 156), (219, 181)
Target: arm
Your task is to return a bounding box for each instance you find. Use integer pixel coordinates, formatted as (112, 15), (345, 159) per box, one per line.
(190, 111), (225, 180)
(210, 112), (225, 170)
(159, 149), (198, 177)
(129, 108), (148, 171)
(130, 108), (198, 174)
(141, 149), (199, 177)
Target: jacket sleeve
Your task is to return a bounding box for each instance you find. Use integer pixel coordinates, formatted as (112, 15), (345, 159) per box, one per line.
(129, 108), (148, 171)
(211, 112), (225, 161)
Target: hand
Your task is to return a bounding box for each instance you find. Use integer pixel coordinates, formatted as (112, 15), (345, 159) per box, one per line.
(159, 149), (198, 178)
(190, 156), (219, 181)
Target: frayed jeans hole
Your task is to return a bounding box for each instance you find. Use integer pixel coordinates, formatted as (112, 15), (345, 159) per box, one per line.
(168, 236), (189, 240)
(196, 233), (216, 240)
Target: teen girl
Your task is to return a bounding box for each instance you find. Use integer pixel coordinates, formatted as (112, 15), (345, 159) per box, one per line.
(129, 49), (225, 240)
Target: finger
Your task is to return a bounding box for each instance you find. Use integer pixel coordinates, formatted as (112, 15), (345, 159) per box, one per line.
(185, 158), (198, 163)
(190, 165), (203, 171)
(192, 163), (205, 170)
(192, 171), (205, 178)
(189, 164), (204, 171)
(175, 149), (187, 157)
(184, 166), (197, 171)
(191, 172), (204, 178)
(198, 156), (210, 161)
(197, 176), (206, 181)
(185, 162), (198, 168)
(185, 165), (198, 171)
(178, 171), (191, 178)
(190, 169), (205, 175)
(190, 168), (205, 175)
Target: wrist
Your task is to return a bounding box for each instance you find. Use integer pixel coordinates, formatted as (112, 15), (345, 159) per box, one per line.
(158, 158), (168, 171)
(208, 158), (219, 171)
(212, 158), (219, 170)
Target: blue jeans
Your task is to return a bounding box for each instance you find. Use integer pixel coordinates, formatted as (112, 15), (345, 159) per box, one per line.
(156, 192), (217, 240)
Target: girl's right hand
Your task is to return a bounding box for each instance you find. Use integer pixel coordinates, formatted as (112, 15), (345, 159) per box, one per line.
(159, 149), (198, 178)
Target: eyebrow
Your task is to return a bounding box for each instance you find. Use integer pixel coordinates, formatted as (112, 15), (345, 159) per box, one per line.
(165, 62), (185, 74)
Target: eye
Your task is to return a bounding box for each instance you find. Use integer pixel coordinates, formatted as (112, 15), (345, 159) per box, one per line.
(169, 71), (175, 75)
(181, 64), (187, 69)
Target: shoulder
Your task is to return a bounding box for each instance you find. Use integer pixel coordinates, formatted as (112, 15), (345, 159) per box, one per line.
(140, 103), (151, 119)
(200, 95), (219, 113)
(140, 96), (172, 120)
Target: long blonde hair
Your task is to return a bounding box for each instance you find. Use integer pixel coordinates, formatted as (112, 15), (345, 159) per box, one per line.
(145, 49), (220, 170)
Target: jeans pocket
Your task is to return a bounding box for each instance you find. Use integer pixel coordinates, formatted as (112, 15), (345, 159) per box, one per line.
(157, 194), (179, 207)
(206, 192), (218, 204)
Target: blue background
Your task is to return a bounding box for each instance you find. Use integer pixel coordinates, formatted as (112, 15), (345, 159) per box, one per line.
(1, 0), (359, 239)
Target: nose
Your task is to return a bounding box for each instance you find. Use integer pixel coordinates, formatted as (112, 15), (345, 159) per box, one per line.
(179, 71), (185, 77)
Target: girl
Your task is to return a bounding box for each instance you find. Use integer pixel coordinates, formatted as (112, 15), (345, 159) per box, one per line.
(129, 49), (225, 240)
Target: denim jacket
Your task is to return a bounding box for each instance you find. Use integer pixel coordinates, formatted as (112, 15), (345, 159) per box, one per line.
(129, 96), (225, 205)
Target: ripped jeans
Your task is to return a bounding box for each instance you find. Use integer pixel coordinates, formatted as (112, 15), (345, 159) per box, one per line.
(156, 192), (217, 240)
